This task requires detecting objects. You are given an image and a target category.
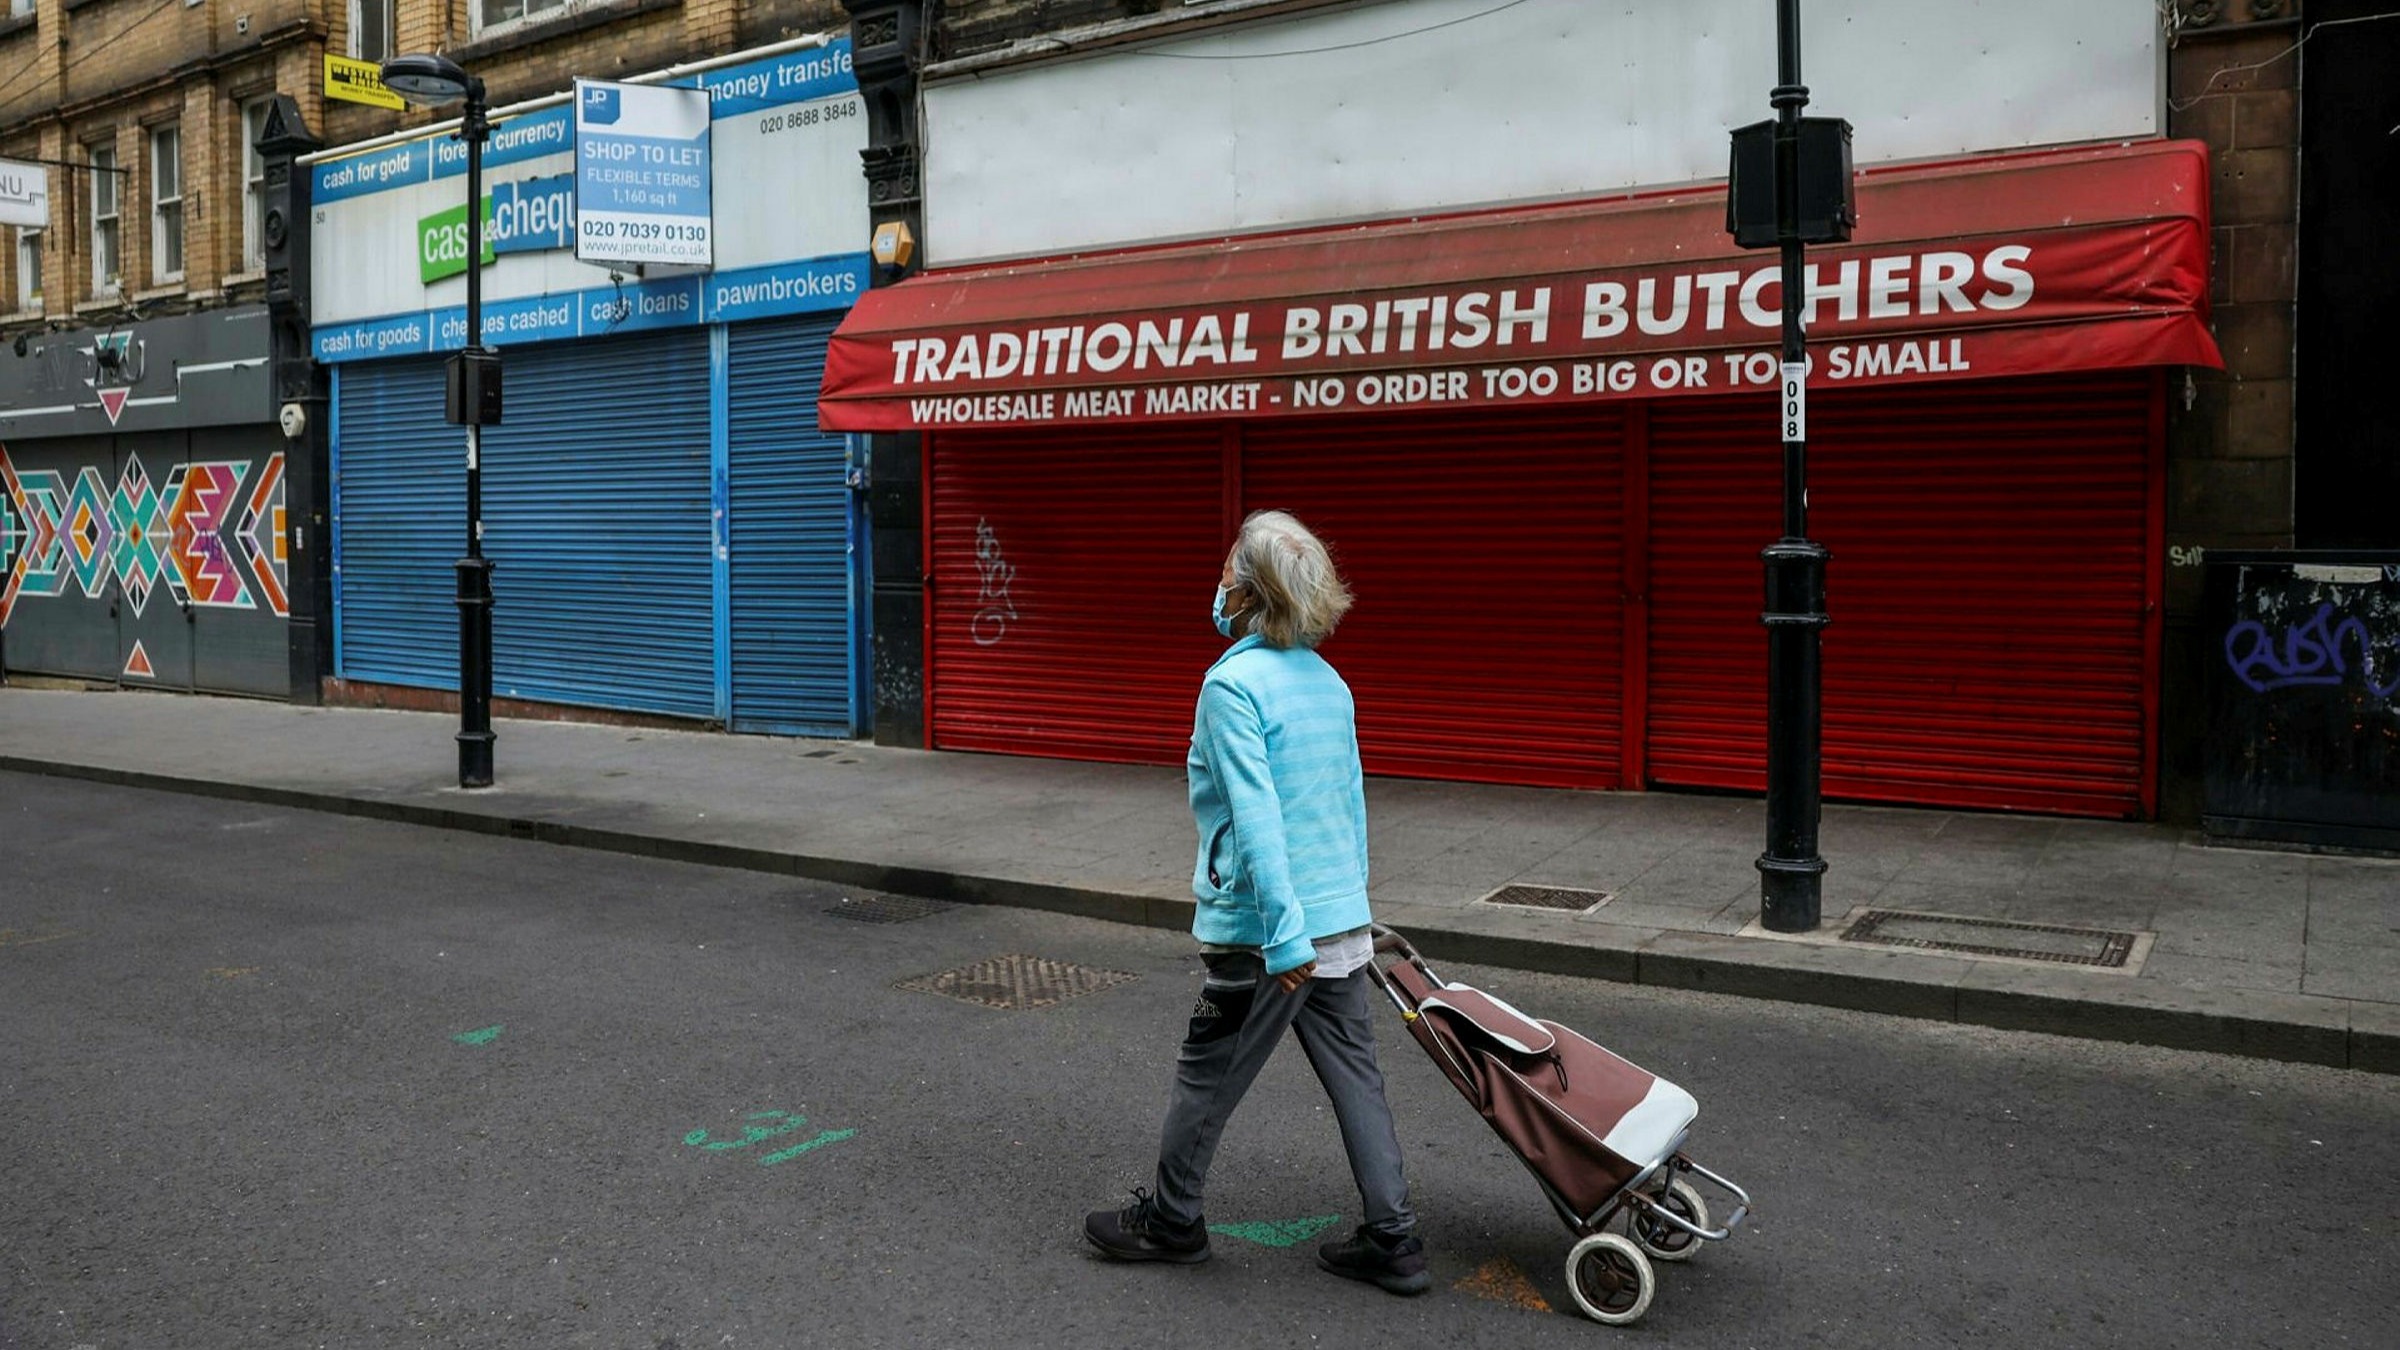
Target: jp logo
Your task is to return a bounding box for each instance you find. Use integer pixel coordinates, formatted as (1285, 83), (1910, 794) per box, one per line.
(682, 1109), (857, 1166)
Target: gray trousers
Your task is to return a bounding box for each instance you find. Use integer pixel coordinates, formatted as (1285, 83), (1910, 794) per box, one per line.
(1151, 951), (1416, 1238)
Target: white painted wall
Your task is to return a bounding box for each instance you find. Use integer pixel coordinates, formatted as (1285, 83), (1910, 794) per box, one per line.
(924, 0), (2163, 264)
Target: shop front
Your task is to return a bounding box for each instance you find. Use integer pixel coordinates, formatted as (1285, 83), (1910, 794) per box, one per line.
(2, 307), (297, 698)
(307, 39), (872, 735)
(820, 142), (2221, 817)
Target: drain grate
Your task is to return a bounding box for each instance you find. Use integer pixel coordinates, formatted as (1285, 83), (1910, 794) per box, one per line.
(825, 894), (955, 925)
(1479, 884), (1613, 914)
(1839, 910), (2138, 967)
(895, 954), (1139, 1010)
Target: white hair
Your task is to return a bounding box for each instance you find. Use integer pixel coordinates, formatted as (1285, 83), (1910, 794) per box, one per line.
(1228, 510), (1353, 649)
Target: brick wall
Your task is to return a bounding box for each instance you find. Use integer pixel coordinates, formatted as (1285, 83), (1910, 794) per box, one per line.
(936, 0), (1374, 59)
(2158, 8), (2305, 818)
(939, 0), (1164, 57)
(0, 0), (321, 326)
(2165, 13), (2301, 564)
(325, 0), (845, 146)
(1, 0), (845, 332)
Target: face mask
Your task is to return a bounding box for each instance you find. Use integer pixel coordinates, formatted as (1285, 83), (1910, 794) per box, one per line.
(1213, 585), (1241, 638)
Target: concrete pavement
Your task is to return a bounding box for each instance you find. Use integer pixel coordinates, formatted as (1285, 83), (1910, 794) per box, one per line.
(1, 685), (2395, 1072)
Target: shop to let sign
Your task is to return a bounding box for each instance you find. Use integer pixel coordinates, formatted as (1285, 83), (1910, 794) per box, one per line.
(324, 54), (405, 110)
(574, 79), (713, 269)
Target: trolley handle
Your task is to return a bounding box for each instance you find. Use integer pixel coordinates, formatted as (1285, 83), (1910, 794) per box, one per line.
(1659, 1155), (1753, 1239)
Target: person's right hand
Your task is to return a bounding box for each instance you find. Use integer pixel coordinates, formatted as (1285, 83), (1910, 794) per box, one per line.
(1275, 961), (1318, 993)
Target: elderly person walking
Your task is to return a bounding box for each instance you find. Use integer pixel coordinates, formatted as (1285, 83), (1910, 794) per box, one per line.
(1083, 510), (1428, 1296)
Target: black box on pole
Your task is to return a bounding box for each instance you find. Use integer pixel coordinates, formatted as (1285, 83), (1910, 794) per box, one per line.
(445, 349), (503, 426)
(1727, 117), (1856, 249)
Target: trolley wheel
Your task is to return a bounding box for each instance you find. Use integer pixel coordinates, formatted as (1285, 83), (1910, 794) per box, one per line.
(1566, 1232), (1655, 1326)
(1630, 1179), (1710, 1263)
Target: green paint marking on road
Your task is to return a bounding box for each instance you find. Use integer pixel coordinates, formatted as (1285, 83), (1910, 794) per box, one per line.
(452, 1025), (505, 1046)
(1208, 1214), (1342, 1248)
(758, 1129), (857, 1165)
(682, 1110), (851, 1162)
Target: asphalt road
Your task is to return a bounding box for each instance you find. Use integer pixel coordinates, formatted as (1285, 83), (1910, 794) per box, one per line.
(3, 771), (2395, 1350)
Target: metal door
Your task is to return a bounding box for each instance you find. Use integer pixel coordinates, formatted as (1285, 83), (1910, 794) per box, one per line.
(725, 314), (860, 736)
(927, 425), (1227, 764)
(187, 425), (294, 696)
(479, 330), (714, 717)
(335, 333), (716, 719)
(1645, 372), (2159, 817)
(112, 431), (194, 691)
(1242, 407), (1629, 789)
(0, 435), (119, 681)
(333, 357), (460, 691)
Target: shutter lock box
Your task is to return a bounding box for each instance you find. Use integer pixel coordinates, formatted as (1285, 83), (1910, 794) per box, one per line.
(1727, 117), (1856, 249)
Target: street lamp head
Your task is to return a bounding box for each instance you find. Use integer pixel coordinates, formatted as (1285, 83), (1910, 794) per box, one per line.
(379, 53), (481, 107)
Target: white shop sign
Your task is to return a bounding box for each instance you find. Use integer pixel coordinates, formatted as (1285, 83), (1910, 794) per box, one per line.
(307, 41), (869, 362)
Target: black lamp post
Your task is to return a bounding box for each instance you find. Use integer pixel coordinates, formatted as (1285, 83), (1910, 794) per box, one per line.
(1727, 1), (1853, 932)
(381, 53), (502, 790)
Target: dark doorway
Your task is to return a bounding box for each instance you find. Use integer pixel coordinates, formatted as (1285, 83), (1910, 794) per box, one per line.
(2296, 2), (2400, 546)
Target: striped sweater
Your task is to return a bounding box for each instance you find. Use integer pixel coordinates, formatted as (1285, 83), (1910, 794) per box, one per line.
(1186, 634), (1374, 975)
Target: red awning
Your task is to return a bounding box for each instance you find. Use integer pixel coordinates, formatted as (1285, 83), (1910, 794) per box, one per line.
(820, 140), (2220, 432)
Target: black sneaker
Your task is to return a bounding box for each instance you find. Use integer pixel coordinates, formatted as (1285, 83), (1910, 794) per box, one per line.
(1083, 1187), (1210, 1264)
(1318, 1225), (1431, 1295)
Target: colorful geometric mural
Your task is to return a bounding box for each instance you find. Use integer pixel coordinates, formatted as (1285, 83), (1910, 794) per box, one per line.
(236, 454), (289, 618)
(0, 445), (289, 629)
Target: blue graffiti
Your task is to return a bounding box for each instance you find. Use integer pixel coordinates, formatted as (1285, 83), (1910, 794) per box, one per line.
(2225, 603), (2400, 698)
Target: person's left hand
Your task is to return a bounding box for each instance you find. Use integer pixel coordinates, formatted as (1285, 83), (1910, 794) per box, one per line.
(1275, 961), (1318, 993)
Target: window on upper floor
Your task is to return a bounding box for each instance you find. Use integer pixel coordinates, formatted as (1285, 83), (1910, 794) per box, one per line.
(151, 124), (184, 284)
(7, 0), (34, 19)
(242, 98), (272, 272)
(351, 0), (394, 62)
(475, 0), (572, 39)
(14, 227), (40, 313)
(89, 144), (120, 296)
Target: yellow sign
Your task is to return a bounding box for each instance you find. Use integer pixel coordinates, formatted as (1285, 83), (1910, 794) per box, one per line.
(324, 54), (404, 110)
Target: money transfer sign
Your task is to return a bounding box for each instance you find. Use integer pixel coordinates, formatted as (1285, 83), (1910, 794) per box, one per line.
(574, 79), (713, 269)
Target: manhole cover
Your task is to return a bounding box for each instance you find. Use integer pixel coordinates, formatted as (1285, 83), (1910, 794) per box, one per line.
(1839, 910), (2138, 967)
(1478, 884), (1613, 914)
(825, 894), (955, 924)
(895, 954), (1139, 1010)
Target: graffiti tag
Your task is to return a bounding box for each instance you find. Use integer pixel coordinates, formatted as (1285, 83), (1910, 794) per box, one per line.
(971, 517), (1018, 646)
(2224, 603), (2400, 699)
(682, 1109), (857, 1167)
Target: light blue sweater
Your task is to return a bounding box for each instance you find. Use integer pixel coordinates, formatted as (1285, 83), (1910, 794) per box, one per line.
(1187, 634), (1374, 975)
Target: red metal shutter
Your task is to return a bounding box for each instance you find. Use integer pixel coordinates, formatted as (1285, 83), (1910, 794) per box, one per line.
(1241, 407), (1627, 789)
(927, 425), (1228, 763)
(1646, 372), (2158, 817)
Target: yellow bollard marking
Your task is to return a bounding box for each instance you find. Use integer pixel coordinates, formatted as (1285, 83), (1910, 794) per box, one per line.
(0, 928), (78, 950)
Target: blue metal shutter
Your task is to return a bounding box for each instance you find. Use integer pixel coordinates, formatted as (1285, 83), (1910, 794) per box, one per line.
(334, 335), (716, 718)
(726, 314), (859, 736)
(480, 330), (715, 718)
(334, 357), (461, 689)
